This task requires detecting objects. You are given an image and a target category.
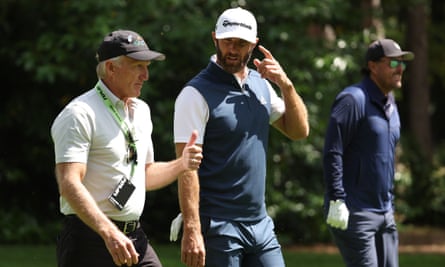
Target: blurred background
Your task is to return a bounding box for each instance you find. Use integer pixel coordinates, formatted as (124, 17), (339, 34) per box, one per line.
(1, 0), (444, 246)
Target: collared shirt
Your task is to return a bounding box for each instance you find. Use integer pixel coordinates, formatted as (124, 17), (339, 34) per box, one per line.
(51, 80), (154, 221)
(323, 76), (400, 212)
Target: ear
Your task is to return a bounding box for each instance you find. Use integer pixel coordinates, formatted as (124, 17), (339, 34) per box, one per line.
(105, 60), (119, 76)
(368, 61), (378, 74)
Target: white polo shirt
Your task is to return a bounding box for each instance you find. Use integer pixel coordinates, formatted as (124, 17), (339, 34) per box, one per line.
(51, 80), (154, 221)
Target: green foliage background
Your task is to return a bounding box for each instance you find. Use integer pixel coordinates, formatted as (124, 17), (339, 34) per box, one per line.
(1, 0), (444, 244)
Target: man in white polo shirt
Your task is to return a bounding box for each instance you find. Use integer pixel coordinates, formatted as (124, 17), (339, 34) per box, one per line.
(51, 29), (202, 267)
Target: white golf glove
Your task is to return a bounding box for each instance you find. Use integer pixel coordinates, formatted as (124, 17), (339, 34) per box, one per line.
(326, 199), (349, 230)
(169, 213), (183, 242)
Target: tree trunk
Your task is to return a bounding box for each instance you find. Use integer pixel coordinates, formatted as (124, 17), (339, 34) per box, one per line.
(406, 2), (432, 161)
(404, 0), (435, 225)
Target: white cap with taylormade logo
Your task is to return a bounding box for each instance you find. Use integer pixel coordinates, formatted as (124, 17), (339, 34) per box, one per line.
(215, 7), (257, 44)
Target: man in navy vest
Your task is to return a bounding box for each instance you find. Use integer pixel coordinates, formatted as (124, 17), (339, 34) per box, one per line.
(173, 7), (309, 267)
(323, 39), (414, 267)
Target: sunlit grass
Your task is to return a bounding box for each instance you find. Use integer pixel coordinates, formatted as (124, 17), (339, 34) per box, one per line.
(0, 244), (444, 267)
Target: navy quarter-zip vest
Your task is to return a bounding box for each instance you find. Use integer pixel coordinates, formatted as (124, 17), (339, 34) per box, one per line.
(187, 61), (272, 221)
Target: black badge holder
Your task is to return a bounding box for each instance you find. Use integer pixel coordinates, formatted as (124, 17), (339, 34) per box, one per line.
(108, 176), (136, 211)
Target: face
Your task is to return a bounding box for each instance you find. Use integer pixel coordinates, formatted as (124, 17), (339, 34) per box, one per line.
(105, 56), (150, 100)
(369, 57), (406, 95)
(212, 32), (257, 74)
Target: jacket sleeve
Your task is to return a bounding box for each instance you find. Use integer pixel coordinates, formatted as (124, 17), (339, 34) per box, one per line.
(323, 91), (362, 201)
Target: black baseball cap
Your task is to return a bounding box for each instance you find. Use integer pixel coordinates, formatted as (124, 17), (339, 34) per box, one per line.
(96, 30), (165, 62)
(365, 39), (414, 62)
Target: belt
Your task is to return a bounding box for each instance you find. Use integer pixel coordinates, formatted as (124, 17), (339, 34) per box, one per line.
(66, 215), (140, 234)
(112, 220), (140, 234)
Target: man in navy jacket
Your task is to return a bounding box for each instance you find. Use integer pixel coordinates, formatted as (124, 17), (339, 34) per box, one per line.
(323, 39), (414, 267)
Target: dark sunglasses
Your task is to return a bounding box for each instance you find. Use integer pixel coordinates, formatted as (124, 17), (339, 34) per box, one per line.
(388, 59), (406, 70)
(127, 142), (138, 165)
(126, 132), (138, 165)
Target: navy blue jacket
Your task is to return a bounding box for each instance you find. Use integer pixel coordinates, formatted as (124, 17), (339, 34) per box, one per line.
(323, 76), (400, 212)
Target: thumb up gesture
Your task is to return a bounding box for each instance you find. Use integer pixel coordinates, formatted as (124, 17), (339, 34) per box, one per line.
(182, 130), (203, 171)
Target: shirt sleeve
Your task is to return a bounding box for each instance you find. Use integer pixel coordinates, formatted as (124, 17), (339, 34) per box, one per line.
(267, 81), (285, 124)
(141, 102), (154, 164)
(51, 102), (92, 164)
(174, 86), (208, 145)
(323, 94), (361, 201)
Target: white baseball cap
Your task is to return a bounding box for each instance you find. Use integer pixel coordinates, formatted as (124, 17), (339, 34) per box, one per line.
(215, 7), (257, 44)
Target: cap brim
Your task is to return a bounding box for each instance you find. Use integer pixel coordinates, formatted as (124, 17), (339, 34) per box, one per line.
(127, 50), (166, 61)
(387, 51), (415, 61)
(215, 32), (257, 44)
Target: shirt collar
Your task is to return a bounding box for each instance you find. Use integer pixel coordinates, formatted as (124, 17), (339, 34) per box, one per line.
(210, 54), (248, 89)
(98, 79), (126, 108)
(362, 76), (391, 107)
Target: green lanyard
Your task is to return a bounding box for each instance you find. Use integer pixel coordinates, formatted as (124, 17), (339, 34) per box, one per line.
(95, 83), (137, 178)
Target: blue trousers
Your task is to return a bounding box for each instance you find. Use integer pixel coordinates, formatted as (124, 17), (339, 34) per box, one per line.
(201, 215), (285, 267)
(329, 210), (399, 267)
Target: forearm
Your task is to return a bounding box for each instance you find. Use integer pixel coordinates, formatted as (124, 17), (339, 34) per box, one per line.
(65, 182), (117, 233)
(253, 45), (309, 140)
(145, 160), (184, 190)
(146, 132), (202, 191)
(55, 163), (118, 237)
(275, 80), (309, 140)
(178, 170), (201, 234)
(175, 142), (201, 234)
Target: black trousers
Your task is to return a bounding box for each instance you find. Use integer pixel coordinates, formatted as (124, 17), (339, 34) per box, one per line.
(57, 216), (162, 267)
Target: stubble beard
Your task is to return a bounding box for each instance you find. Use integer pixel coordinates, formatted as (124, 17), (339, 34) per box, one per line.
(216, 44), (252, 74)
